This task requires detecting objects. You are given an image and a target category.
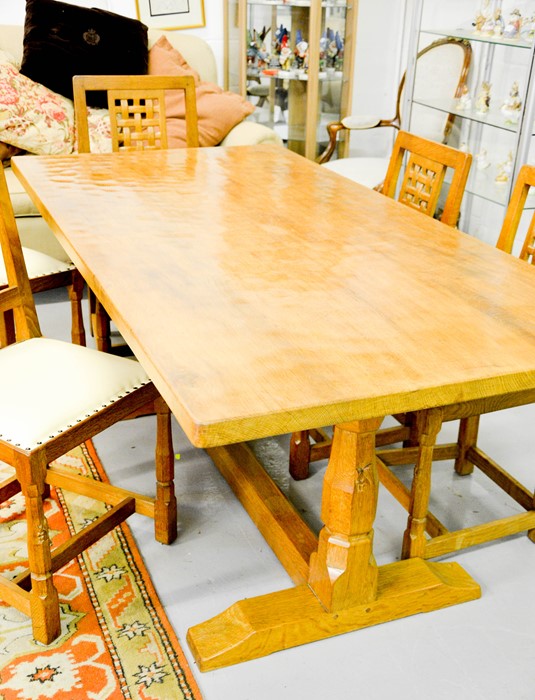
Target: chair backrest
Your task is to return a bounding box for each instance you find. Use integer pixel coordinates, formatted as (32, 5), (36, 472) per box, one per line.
(496, 164), (535, 263)
(73, 74), (199, 153)
(382, 130), (472, 227)
(398, 37), (472, 145)
(0, 168), (41, 346)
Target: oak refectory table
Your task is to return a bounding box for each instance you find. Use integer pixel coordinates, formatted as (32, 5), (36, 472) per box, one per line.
(13, 145), (535, 670)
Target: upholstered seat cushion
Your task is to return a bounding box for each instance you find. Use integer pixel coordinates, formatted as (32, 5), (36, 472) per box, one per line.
(322, 156), (389, 189)
(0, 338), (151, 450)
(0, 247), (73, 285)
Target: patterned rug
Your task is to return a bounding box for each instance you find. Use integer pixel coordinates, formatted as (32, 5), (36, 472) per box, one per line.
(0, 442), (202, 700)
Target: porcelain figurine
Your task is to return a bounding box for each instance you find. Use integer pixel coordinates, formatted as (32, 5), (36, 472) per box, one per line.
(493, 8), (505, 36)
(475, 81), (492, 113)
(279, 34), (293, 71)
(473, 0), (492, 33)
(247, 27), (271, 69)
(476, 149), (490, 170)
(481, 13), (496, 35)
(503, 9), (522, 39)
(456, 84), (472, 110)
(520, 15), (535, 42)
(495, 151), (513, 183)
(501, 81), (522, 122)
(294, 30), (308, 70)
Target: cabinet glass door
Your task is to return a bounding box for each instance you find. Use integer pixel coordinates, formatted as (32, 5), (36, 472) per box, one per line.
(225, 0), (356, 160)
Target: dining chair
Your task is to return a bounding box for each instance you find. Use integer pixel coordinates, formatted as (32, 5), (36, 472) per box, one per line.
(0, 249), (85, 346)
(289, 131), (473, 480)
(319, 37), (472, 189)
(0, 165), (177, 644)
(73, 74), (199, 352)
(379, 163), (535, 560)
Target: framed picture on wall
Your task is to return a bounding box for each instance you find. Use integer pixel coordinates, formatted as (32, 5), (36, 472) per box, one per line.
(135, 0), (205, 30)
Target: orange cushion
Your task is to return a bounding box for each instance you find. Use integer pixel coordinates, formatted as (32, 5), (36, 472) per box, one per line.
(148, 35), (254, 148)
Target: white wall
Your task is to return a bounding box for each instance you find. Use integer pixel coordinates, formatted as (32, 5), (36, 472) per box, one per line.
(0, 0), (403, 158)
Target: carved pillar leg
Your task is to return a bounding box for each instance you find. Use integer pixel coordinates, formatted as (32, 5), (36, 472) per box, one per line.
(454, 415), (480, 476)
(16, 452), (60, 644)
(67, 270), (86, 346)
(154, 396), (177, 544)
(289, 430), (312, 481)
(402, 408), (443, 559)
(308, 417), (383, 611)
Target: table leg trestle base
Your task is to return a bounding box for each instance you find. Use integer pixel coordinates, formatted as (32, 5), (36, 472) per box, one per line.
(187, 557), (480, 671)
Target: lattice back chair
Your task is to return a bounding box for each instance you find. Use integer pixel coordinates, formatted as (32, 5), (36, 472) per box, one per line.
(376, 163), (535, 561)
(289, 132), (472, 481)
(74, 74), (199, 152)
(73, 74), (199, 352)
(320, 37), (472, 189)
(382, 130), (472, 227)
(0, 165), (176, 644)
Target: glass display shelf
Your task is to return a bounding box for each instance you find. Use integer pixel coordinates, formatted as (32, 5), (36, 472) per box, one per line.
(421, 25), (533, 49)
(411, 97), (531, 134)
(247, 0), (348, 7)
(404, 0), (535, 239)
(248, 68), (344, 82)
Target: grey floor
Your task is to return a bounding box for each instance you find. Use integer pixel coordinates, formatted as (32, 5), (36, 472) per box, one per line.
(36, 288), (535, 700)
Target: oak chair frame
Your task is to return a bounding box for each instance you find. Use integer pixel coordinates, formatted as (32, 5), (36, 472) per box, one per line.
(382, 130), (472, 227)
(74, 74), (200, 153)
(1, 259), (85, 347)
(73, 74), (199, 353)
(390, 163), (535, 559)
(0, 166), (176, 644)
(292, 166), (535, 561)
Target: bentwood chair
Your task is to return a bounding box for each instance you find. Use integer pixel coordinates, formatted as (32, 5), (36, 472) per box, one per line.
(73, 74), (199, 352)
(378, 164), (535, 560)
(289, 131), (472, 480)
(0, 165), (176, 644)
(320, 37), (472, 188)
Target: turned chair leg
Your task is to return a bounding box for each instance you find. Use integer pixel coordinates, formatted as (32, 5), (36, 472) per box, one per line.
(93, 296), (112, 353)
(17, 452), (61, 644)
(67, 270), (86, 346)
(289, 430), (312, 480)
(154, 396), (177, 544)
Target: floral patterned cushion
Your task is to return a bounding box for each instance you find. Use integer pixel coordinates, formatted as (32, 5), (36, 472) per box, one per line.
(0, 59), (75, 155)
(75, 107), (112, 153)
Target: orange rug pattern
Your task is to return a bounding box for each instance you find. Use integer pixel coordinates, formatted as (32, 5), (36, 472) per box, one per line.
(0, 442), (202, 700)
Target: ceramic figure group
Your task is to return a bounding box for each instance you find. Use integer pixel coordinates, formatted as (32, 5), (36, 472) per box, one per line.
(473, 2), (535, 42)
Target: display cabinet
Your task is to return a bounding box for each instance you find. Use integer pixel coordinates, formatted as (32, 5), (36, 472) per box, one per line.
(402, 0), (535, 243)
(224, 0), (358, 160)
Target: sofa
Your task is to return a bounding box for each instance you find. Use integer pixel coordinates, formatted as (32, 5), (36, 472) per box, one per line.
(0, 24), (281, 262)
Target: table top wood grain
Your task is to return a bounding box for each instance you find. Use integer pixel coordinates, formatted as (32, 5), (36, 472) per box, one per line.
(13, 145), (535, 447)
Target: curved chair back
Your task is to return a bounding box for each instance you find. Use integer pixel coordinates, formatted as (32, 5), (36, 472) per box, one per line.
(398, 37), (472, 145)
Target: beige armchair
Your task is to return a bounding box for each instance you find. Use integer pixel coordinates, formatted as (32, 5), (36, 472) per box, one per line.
(319, 37), (472, 188)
